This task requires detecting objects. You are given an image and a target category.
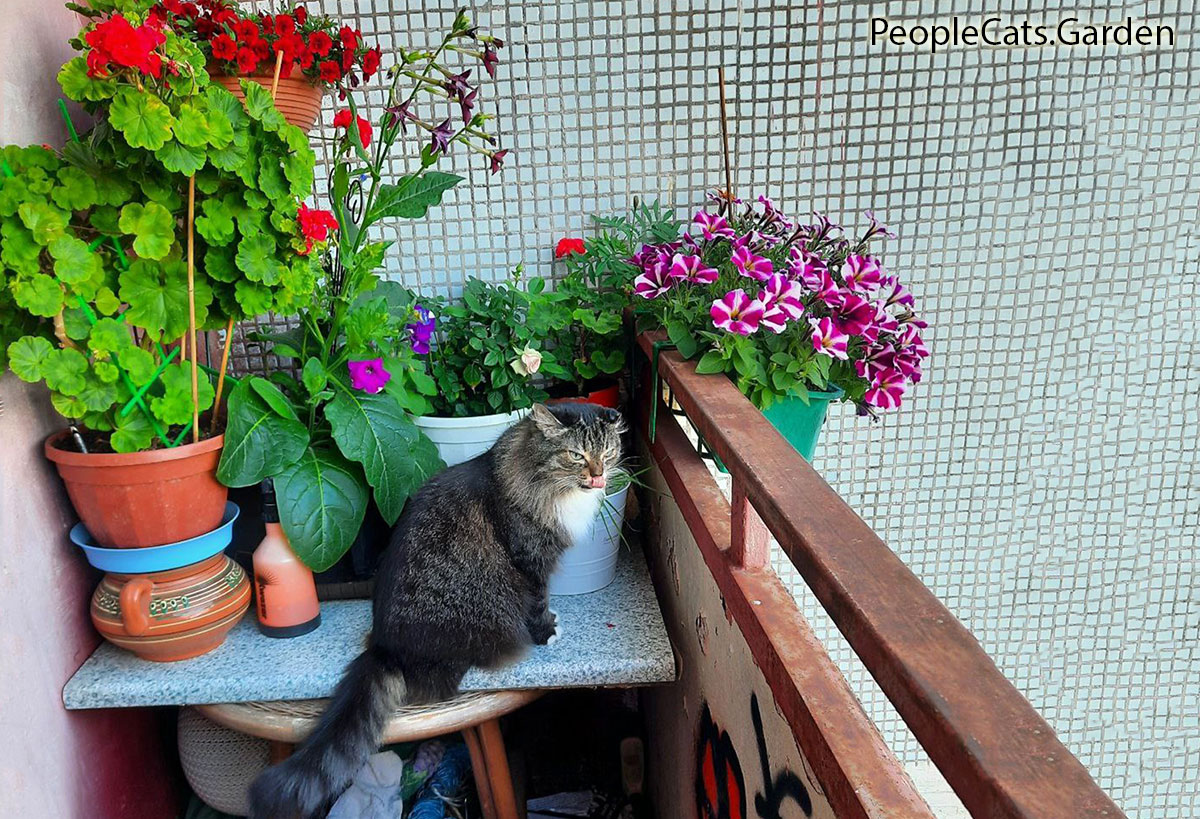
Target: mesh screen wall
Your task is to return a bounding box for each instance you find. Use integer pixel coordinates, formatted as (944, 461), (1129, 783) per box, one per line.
(236, 1), (1199, 814)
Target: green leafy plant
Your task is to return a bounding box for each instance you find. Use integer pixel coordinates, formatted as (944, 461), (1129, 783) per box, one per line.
(216, 9), (508, 570)
(549, 201), (682, 394)
(1, 8), (319, 451)
(423, 271), (569, 417)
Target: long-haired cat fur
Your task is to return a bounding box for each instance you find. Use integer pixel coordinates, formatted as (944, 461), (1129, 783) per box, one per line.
(248, 402), (625, 818)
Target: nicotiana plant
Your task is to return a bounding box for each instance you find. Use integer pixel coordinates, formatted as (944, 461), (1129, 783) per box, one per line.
(216, 9), (509, 571)
(633, 195), (928, 415)
(2, 7), (319, 451)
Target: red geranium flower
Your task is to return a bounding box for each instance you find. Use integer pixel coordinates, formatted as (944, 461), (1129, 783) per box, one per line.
(235, 46), (258, 73)
(309, 31), (333, 57)
(85, 14), (166, 78)
(210, 33), (237, 60)
(332, 109), (372, 148)
(338, 25), (358, 50)
(274, 14), (295, 36)
(555, 238), (586, 258)
(362, 47), (381, 79)
(161, 0), (185, 14)
(234, 19), (259, 41)
(296, 203), (339, 254)
(293, 6), (307, 26)
(319, 60), (341, 82)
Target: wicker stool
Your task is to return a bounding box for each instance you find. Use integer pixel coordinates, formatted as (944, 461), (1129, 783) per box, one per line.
(197, 689), (541, 819)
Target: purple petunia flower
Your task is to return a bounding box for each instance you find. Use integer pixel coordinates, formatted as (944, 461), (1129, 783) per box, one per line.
(633, 260), (672, 299)
(834, 292), (876, 337)
(693, 210), (736, 241)
(731, 244), (773, 282)
(810, 316), (850, 360)
(407, 305), (436, 355)
(669, 253), (719, 284)
(842, 254), (888, 295)
(864, 369), (906, 410)
(758, 273), (805, 321)
(348, 358), (392, 394)
(711, 289), (765, 336)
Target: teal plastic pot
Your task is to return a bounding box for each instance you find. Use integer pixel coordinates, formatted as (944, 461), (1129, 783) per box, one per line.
(762, 386), (844, 461)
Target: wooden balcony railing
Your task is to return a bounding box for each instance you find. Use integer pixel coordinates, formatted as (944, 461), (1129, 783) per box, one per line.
(634, 331), (1125, 819)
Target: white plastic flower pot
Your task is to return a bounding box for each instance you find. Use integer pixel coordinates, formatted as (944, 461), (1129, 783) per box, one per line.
(549, 483), (629, 595)
(414, 409), (528, 467)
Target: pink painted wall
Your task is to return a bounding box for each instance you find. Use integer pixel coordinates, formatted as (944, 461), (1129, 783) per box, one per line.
(0, 7), (181, 818)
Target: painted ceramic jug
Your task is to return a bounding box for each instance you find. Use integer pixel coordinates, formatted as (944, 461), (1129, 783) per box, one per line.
(91, 554), (251, 662)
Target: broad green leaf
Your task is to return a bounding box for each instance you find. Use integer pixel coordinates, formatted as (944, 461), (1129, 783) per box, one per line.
(281, 148), (314, 197)
(52, 166), (99, 211)
(172, 104), (212, 147)
(257, 155), (289, 203)
(591, 348), (625, 374)
(110, 412), (154, 453)
(18, 201), (68, 244)
(51, 391), (87, 418)
(1, 222), (41, 275)
(367, 172), (463, 221)
(12, 274), (64, 317)
(301, 358), (327, 395)
(216, 377), (310, 487)
(195, 196), (236, 246)
(94, 286), (122, 316)
(118, 346), (157, 385)
(43, 347), (88, 395)
(7, 336), (54, 382)
(78, 372), (120, 413)
(240, 80), (286, 131)
(156, 141), (207, 176)
(150, 362), (215, 425)
(275, 447), (369, 572)
(93, 359), (120, 383)
(0, 176), (32, 218)
(120, 258), (212, 340)
(87, 317), (135, 357)
(204, 246), (238, 282)
(326, 385), (444, 524)
(234, 279), (273, 316)
(48, 236), (102, 284)
(119, 201), (176, 260)
(109, 87), (175, 150)
(666, 320), (700, 359)
(235, 231), (282, 285)
(57, 56), (117, 102)
(248, 376), (300, 421)
(695, 349), (726, 375)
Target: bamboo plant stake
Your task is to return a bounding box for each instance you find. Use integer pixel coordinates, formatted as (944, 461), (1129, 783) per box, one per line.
(211, 51), (285, 434)
(717, 66), (735, 210)
(186, 174), (199, 443)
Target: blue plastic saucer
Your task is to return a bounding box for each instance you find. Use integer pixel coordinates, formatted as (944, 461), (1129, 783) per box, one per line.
(71, 502), (240, 573)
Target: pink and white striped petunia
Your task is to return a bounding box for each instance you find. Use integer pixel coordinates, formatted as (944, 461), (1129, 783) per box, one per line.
(842, 254), (889, 294)
(810, 316), (850, 360)
(693, 210), (736, 241)
(731, 244), (774, 281)
(711, 289), (765, 336)
(670, 253), (720, 284)
(633, 260), (673, 300)
(759, 273), (806, 320)
(834, 292), (876, 336)
(854, 343), (896, 381)
(864, 369), (907, 410)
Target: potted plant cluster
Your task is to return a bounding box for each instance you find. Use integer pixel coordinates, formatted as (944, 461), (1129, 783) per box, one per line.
(144, 0), (382, 133)
(547, 201), (681, 407)
(3, 4), (319, 549)
(217, 9), (510, 571)
(632, 196), (928, 460)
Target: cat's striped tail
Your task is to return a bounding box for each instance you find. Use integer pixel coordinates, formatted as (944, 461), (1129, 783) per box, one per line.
(247, 644), (407, 818)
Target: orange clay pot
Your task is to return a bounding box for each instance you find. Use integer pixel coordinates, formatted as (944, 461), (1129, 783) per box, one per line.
(91, 554), (251, 662)
(547, 380), (622, 409)
(45, 431), (227, 549)
(214, 74), (324, 133)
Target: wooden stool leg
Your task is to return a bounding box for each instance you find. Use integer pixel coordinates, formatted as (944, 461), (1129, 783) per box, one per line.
(462, 725), (498, 819)
(477, 718), (520, 819)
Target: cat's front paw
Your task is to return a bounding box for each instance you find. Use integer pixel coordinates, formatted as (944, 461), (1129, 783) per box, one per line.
(530, 610), (559, 645)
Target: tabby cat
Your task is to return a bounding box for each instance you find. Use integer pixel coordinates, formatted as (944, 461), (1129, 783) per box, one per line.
(248, 402), (625, 818)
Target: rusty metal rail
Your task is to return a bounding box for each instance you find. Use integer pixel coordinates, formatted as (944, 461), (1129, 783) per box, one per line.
(635, 331), (1125, 819)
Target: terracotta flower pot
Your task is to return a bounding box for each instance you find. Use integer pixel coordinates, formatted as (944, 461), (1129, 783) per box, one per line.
(214, 73), (324, 133)
(548, 380), (622, 409)
(91, 554), (252, 662)
(45, 431), (228, 549)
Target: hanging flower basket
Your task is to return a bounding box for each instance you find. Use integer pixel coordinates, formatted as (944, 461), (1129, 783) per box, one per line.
(213, 73), (324, 134)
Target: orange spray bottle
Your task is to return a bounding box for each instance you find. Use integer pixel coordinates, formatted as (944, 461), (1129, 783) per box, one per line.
(253, 478), (321, 637)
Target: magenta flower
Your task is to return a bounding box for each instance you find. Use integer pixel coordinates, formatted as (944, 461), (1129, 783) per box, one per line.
(759, 273), (805, 320)
(407, 305), (436, 355)
(789, 248), (838, 303)
(633, 260), (672, 299)
(731, 244), (773, 281)
(834, 292), (875, 336)
(842, 254), (888, 294)
(810, 316), (850, 360)
(864, 370), (906, 410)
(884, 280), (914, 309)
(693, 210), (736, 241)
(348, 358), (392, 394)
(854, 343), (896, 381)
(711, 289), (765, 336)
(670, 253), (719, 284)
(861, 210), (897, 242)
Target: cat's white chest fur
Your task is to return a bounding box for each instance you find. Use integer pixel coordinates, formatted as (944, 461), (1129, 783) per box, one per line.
(555, 488), (604, 544)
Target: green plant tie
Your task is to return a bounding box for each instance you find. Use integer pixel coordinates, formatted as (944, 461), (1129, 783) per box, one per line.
(0, 159), (13, 179)
(646, 339), (676, 444)
(56, 99), (80, 144)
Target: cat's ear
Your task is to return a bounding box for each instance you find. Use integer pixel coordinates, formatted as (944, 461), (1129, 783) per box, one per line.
(600, 408), (623, 425)
(530, 403), (563, 432)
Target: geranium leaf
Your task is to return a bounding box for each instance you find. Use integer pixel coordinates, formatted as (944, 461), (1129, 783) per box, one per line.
(119, 201), (176, 260)
(204, 246), (239, 282)
(109, 87), (175, 151)
(43, 347), (88, 395)
(156, 141), (207, 176)
(87, 317), (135, 358)
(12, 274), (64, 317)
(48, 236), (102, 284)
(173, 103), (212, 148)
(51, 391), (87, 419)
(7, 336), (54, 382)
(257, 154), (289, 203)
(367, 172), (463, 221)
(325, 386), (444, 524)
(57, 56), (117, 102)
(120, 258), (211, 340)
(240, 80), (287, 131)
(235, 231), (282, 285)
(94, 286), (122, 316)
(18, 201), (68, 244)
(195, 196), (236, 245)
(1, 222), (42, 275)
(216, 376), (310, 487)
(150, 362), (215, 425)
(117, 346), (157, 386)
(51, 166), (99, 211)
(78, 372), (120, 413)
(110, 412), (154, 453)
(275, 447), (369, 572)
(234, 279), (273, 316)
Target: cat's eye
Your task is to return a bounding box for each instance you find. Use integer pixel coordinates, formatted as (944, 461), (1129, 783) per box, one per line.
(567, 451), (585, 462)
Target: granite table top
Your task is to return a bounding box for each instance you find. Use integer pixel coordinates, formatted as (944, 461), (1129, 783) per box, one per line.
(63, 547), (676, 709)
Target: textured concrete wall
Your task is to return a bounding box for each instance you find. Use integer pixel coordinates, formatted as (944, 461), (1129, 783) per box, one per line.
(0, 6), (180, 817)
